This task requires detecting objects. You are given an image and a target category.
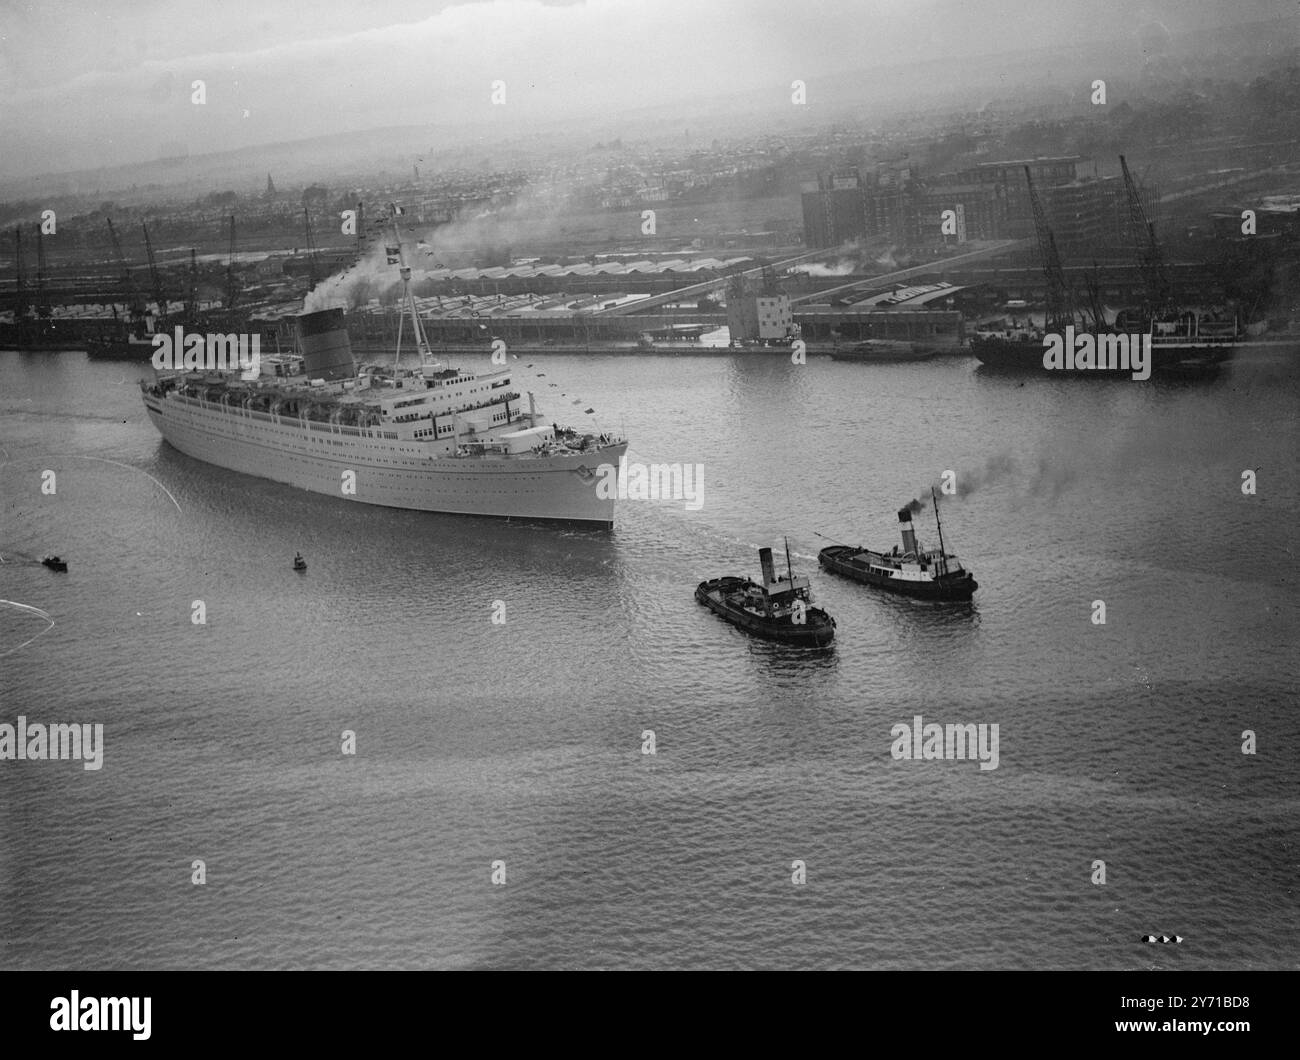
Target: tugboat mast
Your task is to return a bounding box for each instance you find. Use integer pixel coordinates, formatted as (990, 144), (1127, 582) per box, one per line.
(931, 486), (948, 577)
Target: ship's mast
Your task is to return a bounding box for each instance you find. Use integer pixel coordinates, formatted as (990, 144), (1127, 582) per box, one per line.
(784, 535), (794, 584)
(389, 205), (433, 367)
(931, 486), (948, 576)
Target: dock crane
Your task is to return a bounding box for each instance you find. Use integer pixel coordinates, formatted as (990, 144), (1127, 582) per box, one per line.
(303, 205), (319, 288)
(141, 223), (168, 323)
(1119, 155), (1169, 312)
(224, 215), (240, 311)
(184, 247), (199, 321)
(106, 218), (147, 331)
(34, 224), (52, 318)
(1024, 165), (1074, 332)
(12, 227), (28, 323)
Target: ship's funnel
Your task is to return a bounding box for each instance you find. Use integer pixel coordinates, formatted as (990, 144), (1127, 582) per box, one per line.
(758, 547), (777, 587)
(897, 508), (918, 555)
(297, 308), (355, 381)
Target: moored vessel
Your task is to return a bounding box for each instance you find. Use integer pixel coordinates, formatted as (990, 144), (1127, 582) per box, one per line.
(830, 339), (932, 363)
(969, 312), (1240, 375)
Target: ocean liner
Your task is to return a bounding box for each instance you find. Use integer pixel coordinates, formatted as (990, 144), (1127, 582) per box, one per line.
(140, 208), (627, 527)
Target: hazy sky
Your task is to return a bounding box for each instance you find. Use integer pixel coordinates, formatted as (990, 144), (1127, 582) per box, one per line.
(0, 0), (1292, 179)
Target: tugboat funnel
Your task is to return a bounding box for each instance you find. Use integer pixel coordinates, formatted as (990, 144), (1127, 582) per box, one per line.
(758, 547), (777, 587)
(897, 508), (918, 555)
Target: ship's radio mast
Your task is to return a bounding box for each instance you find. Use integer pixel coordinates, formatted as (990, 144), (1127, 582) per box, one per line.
(389, 204), (434, 367)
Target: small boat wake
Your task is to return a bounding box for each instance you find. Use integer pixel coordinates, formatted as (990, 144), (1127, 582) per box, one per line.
(0, 599), (55, 658)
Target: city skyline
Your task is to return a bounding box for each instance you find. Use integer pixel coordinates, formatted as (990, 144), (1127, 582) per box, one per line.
(1, 0), (1292, 182)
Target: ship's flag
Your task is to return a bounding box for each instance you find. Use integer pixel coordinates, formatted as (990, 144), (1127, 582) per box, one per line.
(385, 246), (400, 263)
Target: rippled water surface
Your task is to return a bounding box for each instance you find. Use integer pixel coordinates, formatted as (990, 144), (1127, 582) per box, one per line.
(1, 348), (1296, 969)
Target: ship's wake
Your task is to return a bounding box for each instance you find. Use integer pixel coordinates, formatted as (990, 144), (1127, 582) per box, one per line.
(0, 599), (55, 658)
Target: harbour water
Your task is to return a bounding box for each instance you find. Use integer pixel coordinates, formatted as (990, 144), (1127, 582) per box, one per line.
(1, 347), (1296, 969)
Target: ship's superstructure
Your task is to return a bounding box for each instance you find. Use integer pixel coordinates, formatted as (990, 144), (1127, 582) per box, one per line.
(140, 206), (626, 526)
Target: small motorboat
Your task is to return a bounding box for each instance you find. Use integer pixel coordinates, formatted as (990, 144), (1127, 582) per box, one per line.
(292, 552), (307, 572)
(42, 555), (68, 572)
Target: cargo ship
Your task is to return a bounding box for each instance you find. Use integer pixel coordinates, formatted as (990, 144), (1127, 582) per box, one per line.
(696, 542), (836, 646)
(140, 207), (627, 527)
(969, 310), (1240, 374)
(818, 494), (977, 601)
(86, 325), (159, 360)
(970, 157), (1242, 376)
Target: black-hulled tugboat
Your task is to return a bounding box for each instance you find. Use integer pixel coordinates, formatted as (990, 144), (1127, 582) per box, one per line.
(292, 552), (307, 572)
(819, 490), (977, 601)
(696, 540), (836, 647)
(41, 555), (68, 572)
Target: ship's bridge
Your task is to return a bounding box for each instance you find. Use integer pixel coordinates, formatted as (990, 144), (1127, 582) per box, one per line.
(377, 367), (515, 423)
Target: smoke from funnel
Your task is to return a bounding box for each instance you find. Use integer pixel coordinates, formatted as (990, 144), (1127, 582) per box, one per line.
(907, 453), (1022, 512)
(302, 184), (569, 313)
(304, 243), (401, 314)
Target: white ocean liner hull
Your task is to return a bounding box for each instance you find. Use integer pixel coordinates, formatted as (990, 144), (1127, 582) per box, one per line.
(143, 391), (625, 527)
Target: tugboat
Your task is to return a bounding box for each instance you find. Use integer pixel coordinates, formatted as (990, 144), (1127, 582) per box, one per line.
(695, 540), (836, 647)
(818, 490), (977, 601)
(292, 552), (307, 572)
(41, 555), (68, 572)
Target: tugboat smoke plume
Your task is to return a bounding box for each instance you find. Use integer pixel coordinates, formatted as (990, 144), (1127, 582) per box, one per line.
(906, 452), (1064, 511)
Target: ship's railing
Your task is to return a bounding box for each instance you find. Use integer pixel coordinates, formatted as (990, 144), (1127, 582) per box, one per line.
(172, 391), (394, 438)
